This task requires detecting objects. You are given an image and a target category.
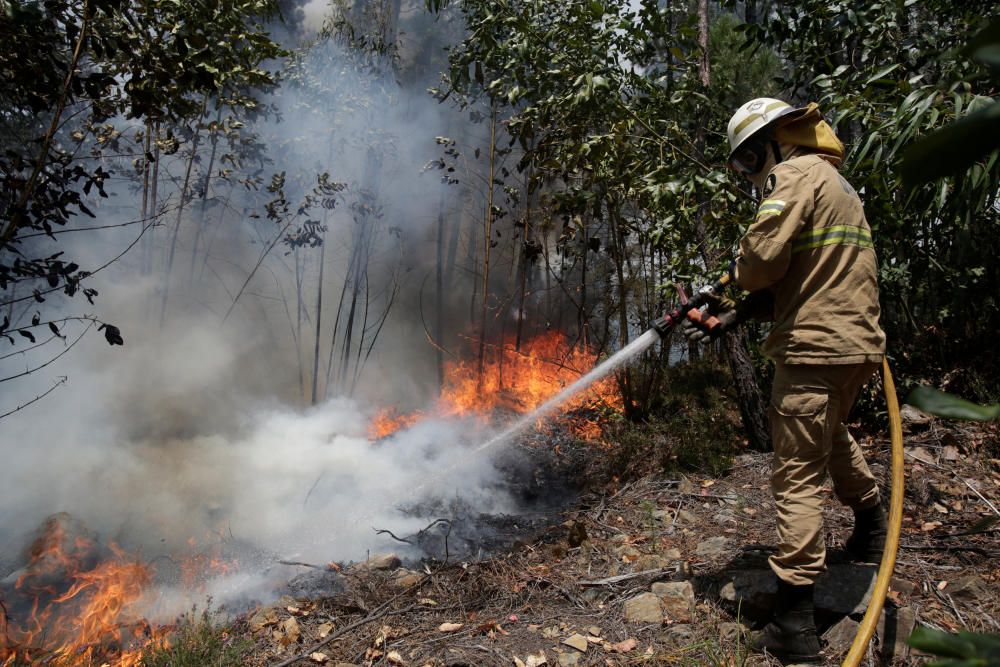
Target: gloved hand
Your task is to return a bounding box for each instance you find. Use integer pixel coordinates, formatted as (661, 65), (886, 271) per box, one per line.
(680, 305), (739, 343)
(681, 290), (739, 343)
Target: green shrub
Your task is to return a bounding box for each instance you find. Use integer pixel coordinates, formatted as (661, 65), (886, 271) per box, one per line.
(607, 359), (743, 479)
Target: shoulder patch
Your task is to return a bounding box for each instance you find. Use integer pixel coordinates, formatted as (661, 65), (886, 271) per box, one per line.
(762, 173), (776, 198)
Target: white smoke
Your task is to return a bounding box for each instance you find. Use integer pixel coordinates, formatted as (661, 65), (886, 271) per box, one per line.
(0, 4), (521, 612)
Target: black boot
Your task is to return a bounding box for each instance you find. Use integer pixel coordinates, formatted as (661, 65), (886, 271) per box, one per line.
(845, 504), (888, 563)
(752, 580), (822, 663)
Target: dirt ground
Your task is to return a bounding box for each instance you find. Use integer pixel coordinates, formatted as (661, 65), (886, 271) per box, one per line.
(236, 413), (1000, 667)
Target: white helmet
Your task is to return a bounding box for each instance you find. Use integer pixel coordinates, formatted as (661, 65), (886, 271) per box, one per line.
(726, 98), (800, 168)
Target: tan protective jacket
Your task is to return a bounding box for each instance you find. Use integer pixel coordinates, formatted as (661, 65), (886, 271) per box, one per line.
(733, 153), (886, 363)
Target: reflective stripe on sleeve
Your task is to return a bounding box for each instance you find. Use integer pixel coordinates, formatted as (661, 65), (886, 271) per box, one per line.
(755, 199), (786, 221)
(792, 225), (874, 253)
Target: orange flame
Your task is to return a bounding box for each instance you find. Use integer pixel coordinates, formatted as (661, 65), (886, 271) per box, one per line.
(0, 517), (163, 666)
(0, 517), (239, 666)
(369, 331), (620, 441)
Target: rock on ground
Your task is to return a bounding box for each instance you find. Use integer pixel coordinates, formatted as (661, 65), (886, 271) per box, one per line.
(696, 536), (730, 558)
(557, 653), (580, 666)
(822, 616), (861, 655)
(719, 622), (748, 643)
(624, 592), (663, 624)
(651, 581), (695, 622)
(356, 553), (401, 571)
(877, 606), (916, 661)
(660, 624), (695, 644)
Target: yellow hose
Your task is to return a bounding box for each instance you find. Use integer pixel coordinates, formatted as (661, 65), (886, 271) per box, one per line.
(842, 358), (905, 666)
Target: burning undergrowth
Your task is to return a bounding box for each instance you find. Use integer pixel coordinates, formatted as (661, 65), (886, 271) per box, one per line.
(0, 326), (624, 666)
(1, 514), (165, 666)
(369, 330), (622, 443)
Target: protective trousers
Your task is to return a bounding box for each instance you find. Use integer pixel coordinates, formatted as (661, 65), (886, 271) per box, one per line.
(768, 362), (881, 585)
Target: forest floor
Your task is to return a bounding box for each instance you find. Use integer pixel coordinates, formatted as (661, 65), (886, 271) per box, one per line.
(226, 409), (1000, 667)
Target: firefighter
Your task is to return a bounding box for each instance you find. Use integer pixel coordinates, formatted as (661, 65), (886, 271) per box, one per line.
(683, 98), (888, 663)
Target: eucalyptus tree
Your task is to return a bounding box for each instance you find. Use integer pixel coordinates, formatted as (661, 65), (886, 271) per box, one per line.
(431, 0), (776, 447)
(0, 0), (285, 410)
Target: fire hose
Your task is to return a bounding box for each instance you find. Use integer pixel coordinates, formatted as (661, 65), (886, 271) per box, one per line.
(650, 275), (905, 666)
(843, 358), (903, 667)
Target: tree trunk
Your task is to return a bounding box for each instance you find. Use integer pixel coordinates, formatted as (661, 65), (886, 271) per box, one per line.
(696, 0), (770, 450)
(310, 228), (326, 405)
(515, 161), (533, 352)
(724, 331), (770, 451)
(160, 96), (208, 326)
(698, 0), (710, 87)
(189, 105), (224, 281)
(607, 204), (634, 416)
(148, 121), (161, 274)
(476, 105), (497, 388)
(435, 190), (447, 391)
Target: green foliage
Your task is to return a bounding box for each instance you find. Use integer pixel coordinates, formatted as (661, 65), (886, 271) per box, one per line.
(707, 13), (781, 112)
(738, 0), (1000, 403)
(0, 0), (285, 346)
(141, 608), (251, 667)
(906, 626), (1000, 667)
(905, 386), (1000, 421)
(437, 0), (779, 417)
(901, 17), (1000, 185)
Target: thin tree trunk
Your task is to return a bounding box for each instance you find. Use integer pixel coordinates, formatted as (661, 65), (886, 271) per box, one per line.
(696, 0), (769, 450)
(189, 105), (224, 280)
(295, 248), (306, 403)
(325, 243), (356, 396)
(351, 264), (371, 393)
(197, 180), (236, 282)
(607, 204), (634, 416)
(160, 96), (209, 326)
(468, 207), (480, 325)
(435, 190), (447, 390)
(310, 229), (326, 405)
(147, 121), (161, 275)
(515, 163), (533, 352)
(477, 105), (498, 387)
(338, 251), (364, 390)
(139, 121), (154, 276)
(579, 216), (588, 348)
(698, 0), (710, 87)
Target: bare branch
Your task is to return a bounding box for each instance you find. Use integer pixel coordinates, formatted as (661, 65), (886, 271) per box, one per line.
(0, 321), (94, 383)
(0, 333), (59, 361)
(0, 214), (160, 308)
(0, 376), (68, 420)
(373, 528), (413, 545)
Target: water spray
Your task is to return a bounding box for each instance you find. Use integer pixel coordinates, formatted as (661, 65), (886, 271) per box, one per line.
(404, 271), (734, 502)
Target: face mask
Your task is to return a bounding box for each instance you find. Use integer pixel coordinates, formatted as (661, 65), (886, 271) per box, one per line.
(729, 137), (769, 176)
(745, 144), (777, 191)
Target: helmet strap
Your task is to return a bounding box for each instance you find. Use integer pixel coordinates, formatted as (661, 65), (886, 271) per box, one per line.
(770, 139), (783, 165)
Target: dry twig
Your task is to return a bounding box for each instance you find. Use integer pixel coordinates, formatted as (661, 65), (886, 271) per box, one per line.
(578, 568), (667, 587)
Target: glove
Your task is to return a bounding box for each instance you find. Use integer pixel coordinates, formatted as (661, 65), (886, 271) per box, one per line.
(681, 304), (739, 343)
(681, 287), (741, 343)
(704, 291), (737, 314)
